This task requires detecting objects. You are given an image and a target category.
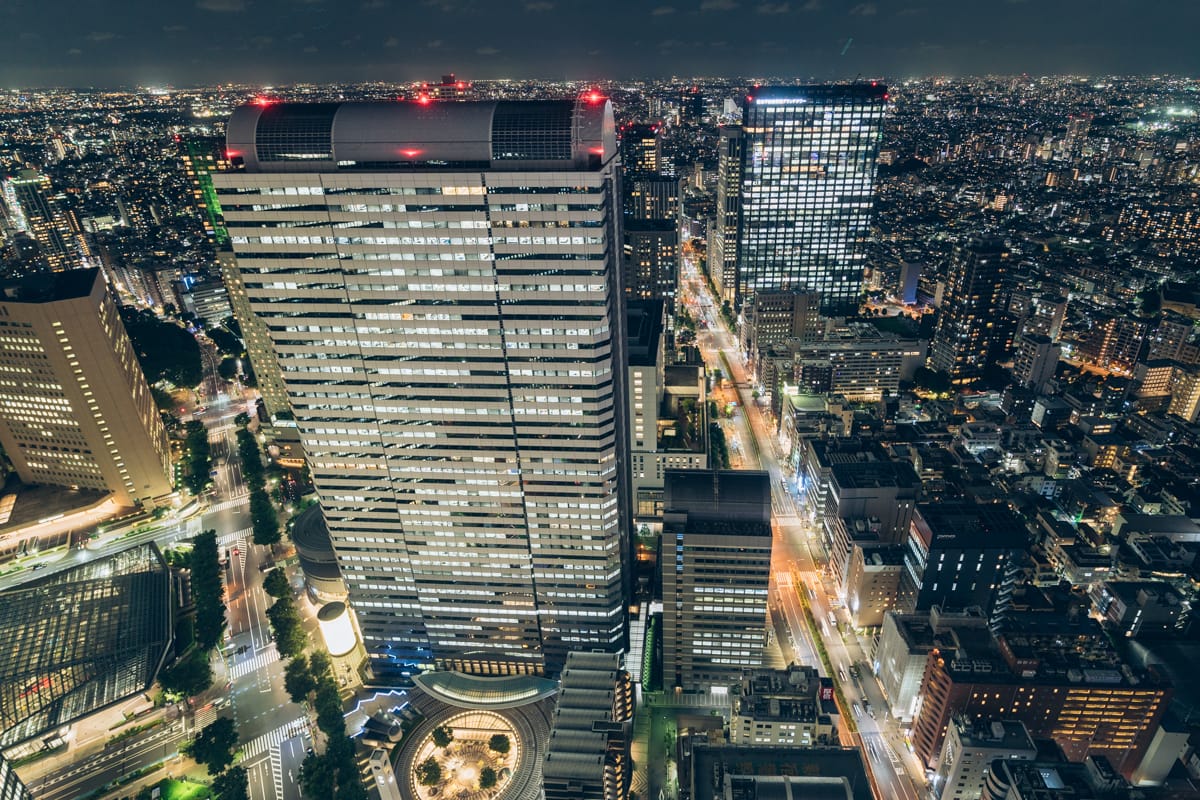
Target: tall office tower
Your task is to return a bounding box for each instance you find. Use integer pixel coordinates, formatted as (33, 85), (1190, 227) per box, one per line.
(736, 84), (888, 315)
(543, 651), (634, 800)
(622, 218), (677, 306)
(620, 123), (661, 177)
(216, 98), (628, 677)
(623, 175), (680, 222)
(662, 469), (772, 691)
(216, 250), (291, 421)
(929, 238), (1009, 387)
(2, 170), (82, 273)
(179, 137), (231, 246)
(709, 125), (742, 302)
(0, 269), (173, 507)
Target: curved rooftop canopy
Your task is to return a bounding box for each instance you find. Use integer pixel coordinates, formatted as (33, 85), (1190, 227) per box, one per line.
(226, 96), (617, 173)
(412, 671), (557, 710)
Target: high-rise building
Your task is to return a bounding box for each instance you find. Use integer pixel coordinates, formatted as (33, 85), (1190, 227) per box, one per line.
(179, 137), (231, 246)
(741, 289), (822, 363)
(620, 123), (661, 177)
(1012, 333), (1061, 392)
(622, 218), (678, 305)
(662, 469), (772, 691)
(709, 125), (742, 302)
(216, 249), (291, 422)
(2, 170), (85, 273)
(0, 269), (173, 508)
(623, 175), (680, 222)
(216, 98), (628, 677)
(929, 238), (1010, 386)
(932, 717), (1037, 800)
(735, 84), (888, 315)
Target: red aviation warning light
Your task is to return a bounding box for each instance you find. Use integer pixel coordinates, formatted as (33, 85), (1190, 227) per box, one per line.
(584, 90), (604, 104)
(252, 96), (274, 107)
(400, 148), (422, 158)
(416, 94), (431, 105)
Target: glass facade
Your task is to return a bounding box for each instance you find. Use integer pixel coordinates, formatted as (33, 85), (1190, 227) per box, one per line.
(737, 85), (887, 316)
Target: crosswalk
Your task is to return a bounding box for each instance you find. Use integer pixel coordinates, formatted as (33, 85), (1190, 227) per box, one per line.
(209, 496), (250, 514)
(195, 704), (218, 730)
(218, 527), (252, 546)
(241, 717), (307, 761)
(230, 644), (278, 680)
(270, 745), (284, 798)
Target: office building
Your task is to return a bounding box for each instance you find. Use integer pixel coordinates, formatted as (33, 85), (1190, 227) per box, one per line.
(709, 125), (742, 302)
(0, 269), (173, 508)
(729, 664), (838, 747)
(620, 123), (661, 177)
(684, 744), (874, 800)
(901, 503), (1027, 627)
(822, 458), (920, 585)
(876, 609), (991, 724)
(932, 717), (1037, 800)
(216, 97), (628, 677)
(929, 238), (1009, 387)
(662, 469), (772, 691)
(741, 289), (822, 363)
(215, 249), (292, 421)
(735, 84), (888, 315)
(419, 74), (473, 100)
(627, 301), (707, 519)
(0, 758), (30, 800)
(910, 617), (1171, 778)
(179, 136), (231, 245)
(845, 544), (905, 628)
(622, 218), (678, 306)
(543, 651), (634, 800)
(2, 170), (85, 273)
(624, 175), (680, 222)
(898, 260), (921, 305)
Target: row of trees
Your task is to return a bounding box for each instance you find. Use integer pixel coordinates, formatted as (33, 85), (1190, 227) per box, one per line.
(158, 529), (226, 697)
(237, 427), (280, 546)
(263, 568), (307, 658)
(709, 421), (731, 469)
(181, 718), (249, 799)
(182, 420), (211, 495)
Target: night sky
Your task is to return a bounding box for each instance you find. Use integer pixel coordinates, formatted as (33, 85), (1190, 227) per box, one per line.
(2, 0), (1197, 88)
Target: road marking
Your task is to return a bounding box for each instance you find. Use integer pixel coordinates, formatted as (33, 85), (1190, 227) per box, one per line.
(210, 497), (251, 514)
(219, 527), (253, 545)
(241, 717), (307, 761)
(230, 643), (279, 680)
(270, 744), (285, 799)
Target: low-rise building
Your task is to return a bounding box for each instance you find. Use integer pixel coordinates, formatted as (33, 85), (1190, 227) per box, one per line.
(729, 665), (838, 747)
(932, 717), (1037, 800)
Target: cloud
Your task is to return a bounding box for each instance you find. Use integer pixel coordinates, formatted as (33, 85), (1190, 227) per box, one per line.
(196, 0), (245, 11)
(426, 39), (443, 48)
(700, 0), (738, 10)
(385, 36), (399, 47)
(476, 46), (500, 55)
(651, 5), (676, 14)
(849, 2), (876, 14)
(801, 0), (820, 8)
(897, 6), (926, 15)
(361, 0), (387, 6)
(85, 31), (116, 42)
(67, 48), (82, 56)
(423, 0), (464, 11)
(19, 31), (40, 40)
(757, 2), (790, 12)
(303, 45), (318, 52)
(163, 24), (187, 32)
(524, 0), (554, 9)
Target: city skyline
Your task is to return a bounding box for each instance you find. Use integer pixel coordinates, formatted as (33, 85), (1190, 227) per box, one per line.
(1, 1), (1198, 88)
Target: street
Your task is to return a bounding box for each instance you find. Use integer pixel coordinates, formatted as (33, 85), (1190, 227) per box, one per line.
(679, 258), (926, 800)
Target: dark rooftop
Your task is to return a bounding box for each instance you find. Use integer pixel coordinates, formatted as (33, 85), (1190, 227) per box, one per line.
(0, 268), (100, 305)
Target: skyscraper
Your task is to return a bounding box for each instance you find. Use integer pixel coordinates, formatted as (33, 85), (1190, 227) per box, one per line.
(216, 97), (628, 677)
(929, 238), (1009, 386)
(2, 170), (87, 273)
(735, 84), (888, 315)
(0, 269), (173, 508)
(620, 123), (661, 177)
(710, 125), (742, 302)
(178, 136), (231, 246)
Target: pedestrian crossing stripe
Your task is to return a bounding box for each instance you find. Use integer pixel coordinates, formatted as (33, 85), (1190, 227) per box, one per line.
(229, 644), (279, 680)
(241, 717), (307, 761)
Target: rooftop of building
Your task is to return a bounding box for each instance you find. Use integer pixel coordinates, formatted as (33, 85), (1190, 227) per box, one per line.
(951, 717), (1037, 753)
(663, 469), (771, 535)
(687, 744), (873, 800)
(913, 501), (1030, 551)
(0, 267), (99, 304)
(0, 542), (171, 747)
(831, 459), (920, 491)
(626, 299), (664, 367)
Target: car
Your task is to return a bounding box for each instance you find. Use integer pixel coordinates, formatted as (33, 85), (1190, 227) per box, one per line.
(306, 747), (315, 757)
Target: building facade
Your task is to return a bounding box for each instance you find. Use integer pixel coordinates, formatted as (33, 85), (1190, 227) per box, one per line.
(662, 469), (772, 691)
(0, 269), (173, 507)
(929, 238), (1010, 387)
(709, 125), (742, 302)
(736, 84), (888, 315)
(216, 98), (629, 677)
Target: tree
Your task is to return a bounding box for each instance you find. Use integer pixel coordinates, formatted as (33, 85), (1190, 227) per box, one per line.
(267, 595), (307, 659)
(262, 568), (289, 599)
(431, 725), (453, 748)
(416, 757), (441, 786)
(234, 412), (251, 427)
(191, 529), (227, 651)
(315, 680), (346, 737)
(284, 656), (317, 703)
(250, 492), (280, 546)
(159, 650), (212, 696)
(479, 766), (497, 789)
(183, 420), (212, 495)
(218, 357), (240, 380)
(212, 766), (250, 800)
(308, 650), (333, 681)
(913, 366), (952, 395)
(118, 306), (203, 387)
(488, 733), (510, 754)
(208, 327), (244, 357)
(185, 717), (238, 775)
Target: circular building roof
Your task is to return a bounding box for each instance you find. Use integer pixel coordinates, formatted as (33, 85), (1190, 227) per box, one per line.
(412, 671), (558, 710)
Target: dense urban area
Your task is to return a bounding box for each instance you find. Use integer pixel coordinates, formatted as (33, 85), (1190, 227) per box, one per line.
(0, 73), (1199, 800)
